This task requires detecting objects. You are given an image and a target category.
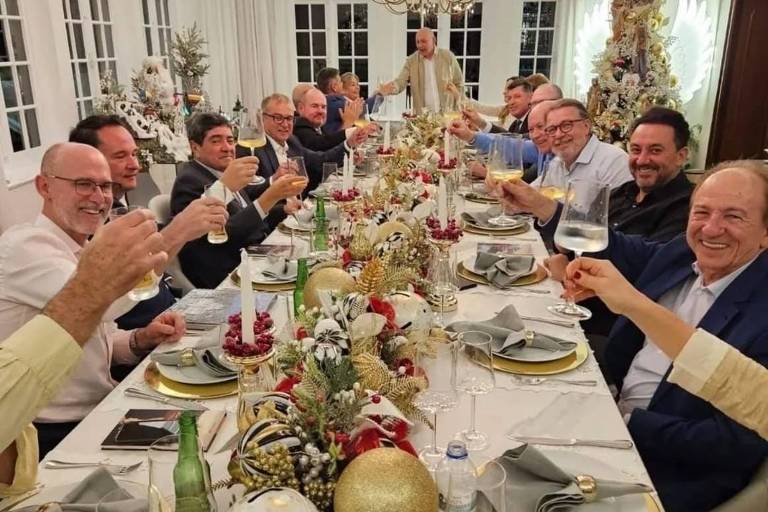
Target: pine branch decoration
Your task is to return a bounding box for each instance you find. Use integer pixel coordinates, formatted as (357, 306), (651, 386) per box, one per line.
(351, 353), (392, 391)
(356, 258), (386, 294)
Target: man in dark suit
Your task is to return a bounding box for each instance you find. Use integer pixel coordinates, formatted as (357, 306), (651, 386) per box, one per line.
(501, 161), (768, 511)
(293, 87), (374, 152)
(465, 77), (533, 136)
(68, 115), (228, 328)
(171, 113), (307, 288)
(237, 93), (366, 193)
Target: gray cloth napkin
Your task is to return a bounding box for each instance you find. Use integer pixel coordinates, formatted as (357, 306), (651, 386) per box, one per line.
(447, 305), (577, 355)
(473, 252), (536, 289)
(261, 258), (298, 280)
(492, 444), (651, 512)
(18, 468), (146, 512)
(461, 210), (525, 229)
(151, 348), (236, 378)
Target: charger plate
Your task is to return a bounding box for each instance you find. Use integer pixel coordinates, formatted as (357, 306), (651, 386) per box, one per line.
(484, 341), (589, 376)
(462, 222), (530, 237)
(463, 192), (499, 204)
(230, 268), (296, 292)
(145, 362), (237, 399)
(457, 261), (547, 287)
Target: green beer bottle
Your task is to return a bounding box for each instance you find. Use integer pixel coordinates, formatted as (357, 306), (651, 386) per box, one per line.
(313, 197), (328, 251)
(173, 412), (215, 512)
(293, 257), (309, 316)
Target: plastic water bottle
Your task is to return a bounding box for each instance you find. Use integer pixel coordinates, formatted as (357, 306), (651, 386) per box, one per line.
(437, 440), (477, 512)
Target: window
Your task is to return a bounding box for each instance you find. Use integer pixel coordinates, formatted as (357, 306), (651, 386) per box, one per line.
(0, 0), (40, 152)
(141, 0), (173, 74)
(295, 3), (327, 84)
(337, 3), (368, 97)
(449, 2), (482, 99)
(519, 1), (556, 78)
(62, 0), (118, 120)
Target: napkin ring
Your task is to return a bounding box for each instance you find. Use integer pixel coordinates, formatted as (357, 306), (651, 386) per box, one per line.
(576, 474), (597, 503)
(179, 348), (196, 367)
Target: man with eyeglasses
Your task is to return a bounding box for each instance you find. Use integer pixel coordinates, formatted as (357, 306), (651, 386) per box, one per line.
(0, 143), (187, 457)
(172, 112), (309, 289)
(291, 87), (372, 152)
(69, 115), (229, 331)
(239, 93), (366, 193)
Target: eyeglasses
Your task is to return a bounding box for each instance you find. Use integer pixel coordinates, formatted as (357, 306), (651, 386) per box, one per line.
(544, 119), (587, 136)
(46, 174), (115, 195)
(263, 113), (295, 125)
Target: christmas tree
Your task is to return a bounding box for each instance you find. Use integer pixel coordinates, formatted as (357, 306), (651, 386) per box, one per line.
(586, 0), (681, 145)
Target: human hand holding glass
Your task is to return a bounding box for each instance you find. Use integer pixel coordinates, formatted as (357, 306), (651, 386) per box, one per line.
(548, 179), (610, 320)
(109, 205), (160, 301)
(486, 133), (524, 226)
(237, 108), (267, 186)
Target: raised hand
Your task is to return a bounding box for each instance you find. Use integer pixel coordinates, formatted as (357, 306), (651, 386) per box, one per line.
(220, 156), (260, 192)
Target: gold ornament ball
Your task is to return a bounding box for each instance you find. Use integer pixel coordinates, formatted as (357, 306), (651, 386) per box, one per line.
(334, 448), (439, 512)
(302, 267), (356, 310)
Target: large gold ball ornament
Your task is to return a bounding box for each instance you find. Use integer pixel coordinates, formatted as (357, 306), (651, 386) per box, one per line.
(375, 221), (413, 244)
(334, 448), (438, 512)
(302, 268), (356, 310)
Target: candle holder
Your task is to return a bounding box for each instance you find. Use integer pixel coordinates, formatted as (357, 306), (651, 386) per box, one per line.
(426, 237), (459, 326)
(224, 349), (277, 432)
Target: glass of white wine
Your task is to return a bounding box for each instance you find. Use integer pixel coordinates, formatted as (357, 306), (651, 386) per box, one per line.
(548, 179), (610, 320)
(535, 157), (565, 201)
(238, 107), (267, 186)
(109, 205), (160, 301)
(353, 102), (371, 130)
(486, 133), (525, 226)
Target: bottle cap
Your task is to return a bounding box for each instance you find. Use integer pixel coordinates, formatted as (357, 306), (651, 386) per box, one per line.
(446, 440), (468, 459)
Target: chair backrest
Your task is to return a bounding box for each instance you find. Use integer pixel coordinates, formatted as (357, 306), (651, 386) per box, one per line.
(148, 163), (177, 195)
(166, 255), (195, 295)
(713, 458), (768, 511)
(148, 194), (172, 226)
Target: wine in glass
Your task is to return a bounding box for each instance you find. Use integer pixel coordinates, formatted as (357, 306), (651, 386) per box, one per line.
(535, 157), (565, 200)
(547, 179), (610, 320)
(353, 102), (371, 130)
(455, 331), (495, 451)
(487, 133), (525, 226)
(109, 205), (160, 300)
(238, 107), (267, 186)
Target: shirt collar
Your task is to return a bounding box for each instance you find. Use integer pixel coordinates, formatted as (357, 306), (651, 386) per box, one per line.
(194, 159), (223, 179)
(35, 213), (87, 255)
(267, 135), (288, 155)
(574, 135), (600, 166)
(691, 254), (760, 299)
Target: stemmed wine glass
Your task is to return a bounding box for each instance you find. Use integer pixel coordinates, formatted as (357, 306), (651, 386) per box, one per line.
(414, 340), (459, 471)
(238, 108), (267, 186)
(455, 330), (495, 451)
(534, 158), (565, 200)
(487, 133), (524, 226)
(547, 179), (610, 320)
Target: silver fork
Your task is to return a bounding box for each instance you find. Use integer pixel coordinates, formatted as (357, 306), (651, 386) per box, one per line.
(44, 460), (143, 475)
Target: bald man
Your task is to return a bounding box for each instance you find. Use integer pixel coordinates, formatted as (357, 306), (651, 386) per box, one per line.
(0, 143), (186, 457)
(380, 28), (463, 114)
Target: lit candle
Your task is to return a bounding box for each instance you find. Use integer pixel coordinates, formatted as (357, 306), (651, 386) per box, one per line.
(239, 249), (255, 345)
(444, 133), (451, 165)
(438, 177), (447, 229)
(384, 121), (391, 150)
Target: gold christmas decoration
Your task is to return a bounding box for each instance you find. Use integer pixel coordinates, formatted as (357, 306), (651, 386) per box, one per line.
(334, 448), (439, 512)
(649, 18), (659, 31)
(650, 41), (664, 55)
(356, 258), (386, 294)
(375, 221), (412, 244)
(669, 74), (679, 88)
(303, 268), (356, 310)
(349, 224), (373, 261)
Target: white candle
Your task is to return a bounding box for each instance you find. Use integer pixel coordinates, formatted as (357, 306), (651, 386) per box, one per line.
(384, 121), (391, 150)
(438, 177), (447, 229)
(239, 249), (255, 345)
(443, 133), (451, 165)
(343, 153), (353, 191)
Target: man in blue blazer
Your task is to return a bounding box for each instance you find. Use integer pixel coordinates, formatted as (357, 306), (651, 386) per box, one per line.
(499, 160), (768, 511)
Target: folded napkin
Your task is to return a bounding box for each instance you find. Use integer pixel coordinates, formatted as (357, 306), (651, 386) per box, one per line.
(151, 348), (236, 378)
(461, 209), (525, 229)
(18, 468), (146, 512)
(447, 305), (577, 355)
(472, 252), (536, 289)
(261, 258), (298, 280)
(493, 444), (651, 512)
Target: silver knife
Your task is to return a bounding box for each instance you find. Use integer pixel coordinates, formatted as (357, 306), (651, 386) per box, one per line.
(510, 436), (633, 449)
(124, 387), (208, 411)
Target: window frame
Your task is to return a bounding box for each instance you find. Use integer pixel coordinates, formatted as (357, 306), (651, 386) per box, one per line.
(141, 0), (173, 76)
(294, 1), (328, 85)
(518, 0), (557, 78)
(335, 2), (369, 97)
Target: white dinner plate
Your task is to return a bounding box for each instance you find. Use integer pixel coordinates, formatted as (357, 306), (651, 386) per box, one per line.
(494, 344), (578, 363)
(249, 257), (297, 284)
(155, 351), (237, 385)
(461, 255), (537, 279)
(281, 216), (313, 232)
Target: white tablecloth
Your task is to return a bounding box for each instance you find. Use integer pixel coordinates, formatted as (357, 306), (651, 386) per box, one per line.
(31, 174), (659, 510)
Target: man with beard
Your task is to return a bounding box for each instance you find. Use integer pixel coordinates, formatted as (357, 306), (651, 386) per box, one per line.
(0, 143), (186, 456)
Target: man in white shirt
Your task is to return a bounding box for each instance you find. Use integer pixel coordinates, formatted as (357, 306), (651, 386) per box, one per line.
(0, 143), (187, 457)
(380, 28), (463, 114)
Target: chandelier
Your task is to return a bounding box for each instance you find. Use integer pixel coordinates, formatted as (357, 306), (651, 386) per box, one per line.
(372, 0), (477, 16)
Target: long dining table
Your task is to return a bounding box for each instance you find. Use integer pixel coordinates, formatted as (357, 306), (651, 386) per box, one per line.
(27, 170), (662, 511)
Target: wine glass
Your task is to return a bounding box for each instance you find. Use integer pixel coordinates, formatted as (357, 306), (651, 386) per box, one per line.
(354, 102), (371, 130)
(547, 179), (610, 320)
(535, 157), (565, 201)
(203, 184), (229, 244)
(455, 330), (495, 451)
(108, 205), (160, 300)
(486, 133), (524, 226)
(414, 340), (459, 471)
(238, 108), (267, 186)
(426, 243), (459, 328)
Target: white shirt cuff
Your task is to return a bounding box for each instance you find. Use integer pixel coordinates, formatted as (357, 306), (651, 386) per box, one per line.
(668, 329), (729, 394)
(253, 200), (267, 219)
(343, 141), (352, 153)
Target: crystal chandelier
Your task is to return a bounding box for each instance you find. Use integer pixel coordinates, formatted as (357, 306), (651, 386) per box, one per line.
(372, 0), (477, 16)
